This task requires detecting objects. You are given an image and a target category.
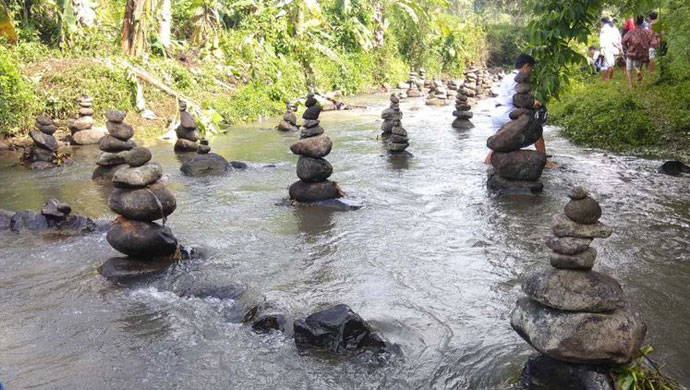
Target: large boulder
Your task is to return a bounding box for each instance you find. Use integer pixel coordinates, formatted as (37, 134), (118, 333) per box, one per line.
(522, 269), (624, 312)
(510, 298), (646, 364)
(30, 130), (58, 151)
(290, 135), (333, 158)
(180, 153), (229, 176)
(296, 157), (333, 182)
(106, 217), (178, 258)
(487, 115), (543, 152)
(289, 180), (341, 203)
(491, 150), (547, 181)
(294, 304), (387, 354)
(108, 182), (177, 221)
(112, 163), (163, 188)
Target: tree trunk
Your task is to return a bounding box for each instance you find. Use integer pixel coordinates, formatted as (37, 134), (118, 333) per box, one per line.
(121, 0), (150, 57)
(158, 0), (171, 49)
(373, 2), (384, 48)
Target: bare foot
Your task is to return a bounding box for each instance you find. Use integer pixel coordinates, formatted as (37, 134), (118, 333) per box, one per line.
(545, 161), (559, 169)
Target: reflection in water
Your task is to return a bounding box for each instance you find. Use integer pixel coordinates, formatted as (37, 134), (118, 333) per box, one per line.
(386, 151), (412, 170)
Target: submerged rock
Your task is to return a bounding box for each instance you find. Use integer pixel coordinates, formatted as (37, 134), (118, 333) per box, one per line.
(180, 153), (229, 176)
(487, 171), (544, 195)
(98, 256), (175, 285)
(658, 161), (690, 176)
(289, 180), (341, 203)
(106, 217), (178, 258)
(491, 150), (547, 181)
(552, 215), (613, 239)
(518, 354), (614, 390)
(252, 313), (289, 334)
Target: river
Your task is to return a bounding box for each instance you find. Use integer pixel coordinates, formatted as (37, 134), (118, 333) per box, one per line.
(0, 93), (689, 389)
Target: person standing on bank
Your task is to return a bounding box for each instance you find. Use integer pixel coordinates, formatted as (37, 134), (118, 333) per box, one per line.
(599, 17), (622, 82)
(622, 15), (657, 87)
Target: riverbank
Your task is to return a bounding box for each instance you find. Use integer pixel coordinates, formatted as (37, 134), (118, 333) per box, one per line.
(550, 73), (690, 160)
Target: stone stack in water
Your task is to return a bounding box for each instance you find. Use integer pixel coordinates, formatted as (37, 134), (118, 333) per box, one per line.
(25, 115), (59, 169)
(479, 68), (492, 96)
(425, 79), (449, 106)
(461, 69), (478, 99)
(105, 147), (178, 262)
(180, 139), (229, 176)
(447, 79), (459, 98)
(289, 94), (341, 203)
(511, 187), (646, 369)
(451, 89), (474, 130)
(93, 110), (136, 181)
(380, 94), (401, 139)
(174, 101), (200, 153)
(69, 95), (101, 145)
(486, 72), (545, 194)
(406, 69), (423, 98)
(385, 94), (409, 153)
(419, 68), (429, 90)
(277, 103), (299, 132)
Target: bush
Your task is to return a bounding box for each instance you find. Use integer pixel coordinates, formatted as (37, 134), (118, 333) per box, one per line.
(486, 23), (529, 69)
(0, 46), (40, 136)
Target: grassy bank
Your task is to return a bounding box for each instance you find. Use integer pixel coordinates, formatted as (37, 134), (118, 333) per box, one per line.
(550, 73), (690, 160)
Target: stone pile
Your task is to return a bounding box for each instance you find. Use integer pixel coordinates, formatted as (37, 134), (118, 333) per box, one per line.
(380, 94), (401, 139)
(100, 146), (179, 282)
(277, 103), (299, 132)
(419, 68), (429, 89)
(25, 115), (59, 170)
(511, 187), (646, 368)
(479, 68), (492, 95)
(486, 72), (545, 194)
(180, 139), (230, 176)
(383, 94), (409, 153)
(406, 69), (423, 98)
(451, 89), (474, 130)
(69, 95), (102, 145)
(174, 101), (200, 153)
(93, 110), (136, 181)
(425, 79), (449, 106)
(3, 198), (97, 235)
(461, 68), (479, 99)
(447, 79), (459, 98)
(288, 93), (342, 203)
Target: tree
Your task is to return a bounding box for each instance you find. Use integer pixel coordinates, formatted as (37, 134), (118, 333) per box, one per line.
(121, 0), (153, 57)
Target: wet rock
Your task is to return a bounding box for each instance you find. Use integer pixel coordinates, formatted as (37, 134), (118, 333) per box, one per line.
(518, 354), (614, 390)
(30, 147), (55, 162)
(252, 313), (289, 334)
(289, 180), (341, 203)
(510, 108), (533, 120)
(41, 198), (71, 218)
(69, 116), (94, 131)
(381, 108), (396, 120)
(487, 172), (544, 194)
(37, 124), (57, 135)
(229, 161), (249, 170)
(487, 115), (543, 152)
(9, 210), (48, 233)
(176, 127), (199, 142)
(51, 215), (97, 235)
(108, 182), (177, 221)
(303, 119), (320, 128)
(0, 209), (14, 230)
(491, 150), (547, 181)
(453, 111), (473, 119)
(294, 304), (387, 354)
(277, 120), (298, 132)
(106, 217), (178, 258)
(550, 248), (598, 270)
(569, 186), (589, 200)
(565, 197), (602, 225)
(96, 151), (128, 167)
(98, 256), (173, 285)
(174, 138), (199, 153)
(296, 157), (333, 182)
(105, 110), (127, 123)
(452, 119), (474, 130)
(658, 161), (690, 176)
(513, 93), (535, 109)
(30, 130), (58, 151)
(523, 269), (624, 312)
(71, 128), (105, 145)
(546, 236), (593, 255)
(510, 298), (646, 364)
(106, 121), (134, 141)
(290, 135), (333, 158)
(112, 163), (163, 188)
(92, 164), (124, 181)
(552, 215), (613, 239)
(125, 147), (152, 167)
(99, 135), (136, 152)
(171, 273), (244, 300)
(516, 83), (532, 94)
(301, 126), (325, 138)
(302, 105), (322, 120)
(180, 153), (229, 176)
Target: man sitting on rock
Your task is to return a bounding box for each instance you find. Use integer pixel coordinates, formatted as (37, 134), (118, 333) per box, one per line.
(487, 54), (555, 168)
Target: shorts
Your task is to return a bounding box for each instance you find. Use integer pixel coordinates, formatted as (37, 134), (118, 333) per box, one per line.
(602, 50), (616, 70)
(649, 48), (657, 59)
(626, 58), (642, 70)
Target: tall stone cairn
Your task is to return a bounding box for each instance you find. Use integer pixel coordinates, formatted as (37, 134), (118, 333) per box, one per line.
(68, 95), (100, 145)
(480, 68), (492, 95)
(288, 93), (342, 203)
(380, 94), (401, 139)
(406, 69), (423, 98)
(447, 79), (459, 98)
(461, 68), (478, 99)
(425, 79), (449, 106)
(511, 187), (646, 365)
(25, 115), (59, 169)
(384, 94), (409, 153)
(486, 72), (546, 194)
(451, 89), (474, 130)
(277, 102), (299, 132)
(174, 101), (200, 153)
(93, 110), (136, 181)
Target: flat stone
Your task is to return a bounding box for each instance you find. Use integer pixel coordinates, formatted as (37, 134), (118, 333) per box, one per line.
(290, 135), (332, 158)
(513, 93), (535, 109)
(407, 89), (423, 98)
(388, 142), (409, 152)
(106, 217), (178, 258)
(301, 126), (324, 139)
(491, 150), (547, 181)
(487, 115), (543, 152)
(79, 107), (95, 116)
(546, 235), (593, 255)
(302, 119), (320, 128)
(453, 111), (473, 119)
(523, 269), (624, 312)
(180, 153), (229, 176)
(565, 197), (602, 225)
(518, 354), (614, 390)
(96, 151), (128, 167)
(99, 135), (136, 152)
(41, 198), (71, 218)
(229, 161), (248, 170)
(552, 215), (613, 239)
(389, 135), (408, 144)
(170, 271), (244, 300)
(550, 248), (598, 270)
(106, 121), (134, 141)
(126, 147), (152, 167)
(510, 298), (646, 364)
(289, 180), (341, 203)
(487, 172), (543, 195)
(105, 110), (127, 123)
(69, 116), (94, 131)
(71, 128), (106, 145)
(10, 210), (48, 233)
(98, 256), (174, 285)
(30, 130), (58, 151)
(174, 138), (199, 153)
(452, 118), (474, 130)
(297, 157), (333, 182)
(0, 209), (14, 230)
(455, 103), (472, 111)
(108, 182), (177, 221)
(425, 97), (448, 106)
(112, 163), (163, 188)
(36, 115), (53, 126)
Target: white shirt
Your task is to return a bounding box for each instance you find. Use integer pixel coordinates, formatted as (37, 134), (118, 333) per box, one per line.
(491, 70), (519, 131)
(600, 24), (622, 54)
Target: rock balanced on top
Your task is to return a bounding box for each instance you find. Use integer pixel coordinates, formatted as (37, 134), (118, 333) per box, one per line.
(380, 94), (401, 139)
(93, 110), (137, 181)
(174, 101), (200, 153)
(25, 115), (59, 170)
(511, 187), (646, 366)
(69, 95), (102, 145)
(277, 102), (299, 132)
(451, 87), (474, 130)
(289, 93), (342, 203)
(486, 72), (546, 194)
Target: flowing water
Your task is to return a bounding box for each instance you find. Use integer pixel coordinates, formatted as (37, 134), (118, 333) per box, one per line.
(1, 94), (689, 389)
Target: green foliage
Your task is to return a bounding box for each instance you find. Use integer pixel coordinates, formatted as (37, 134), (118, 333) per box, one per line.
(0, 46), (40, 136)
(613, 345), (681, 390)
(486, 23), (529, 68)
(663, 0), (690, 81)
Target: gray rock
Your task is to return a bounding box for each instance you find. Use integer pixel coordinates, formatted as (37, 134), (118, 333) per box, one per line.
(388, 142), (409, 152)
(518, 354), (614, 390)
(176, 126), (199, 142)
(106, 121), (134, 141)
(516, 83), (532, 94)
(180, 153), (229, 176)
(509, 108), (533, 120)
(99, 256), (173, 285)
(0, 209), (14, 230)
(112, 163), (163, 188)
(71, 128), (105, 145)
(487, 115), (543, 152)
(290, 135), (333, 158)
(523, 269), (624, 312)
(296, 157), (333, 182)
(550, 248), (598, 270)
(174, 138), (199, 153)
(99, 135), (136, 152)
(37, 124), (57, 135)
(389, 135), (408, 144)
(513, 93), (535, 109)
(106, 217), (178, 258)
(69, 116), (94, 131)
(491, 150), (547, 181)
(106, 110), (127, 123)
(36, 115), (53, 126)
(546, 235), (593, 255)
(179, 111), (197, 129)
(96, 151), (128, 167)
(565, 197), (602, 225)
(126, 147), (152, 167)
(41, 198), (71, 218)
(30, 147), (55, 162)
(79, 107), (95, 116)
(30, 130), (58, 151)
(277, 120), (298, 132)
(301, 126), (324, 139)
(382, 108), (396, 120)
(302, 105), (322, 120)
(92, 164), (125, 181)
(510, 298), (646, 364)
(302, 119), (320, 128)
(108, 182), (177, 221)
(10, 210), (48, 233)
(515, 73), (530, 83)
(552, 215), (613, 239)
(569, 186), (589, 200)
(289, 180), (341, 203)
(229, 161), (248, 170)
(487, 172), (543, 195)
(197, 145), (211, 154)
(452, 118), (475, 130)
(453, 111), (473, 119)
(455, 103), (472, 111)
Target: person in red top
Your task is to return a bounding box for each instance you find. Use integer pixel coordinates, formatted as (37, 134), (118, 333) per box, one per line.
(622, 15), (657, 87)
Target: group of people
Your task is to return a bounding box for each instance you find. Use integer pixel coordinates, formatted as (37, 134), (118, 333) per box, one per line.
(590, 13), (661, 87)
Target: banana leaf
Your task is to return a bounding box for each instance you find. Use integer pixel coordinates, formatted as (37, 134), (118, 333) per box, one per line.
(0, 0), (17, 44)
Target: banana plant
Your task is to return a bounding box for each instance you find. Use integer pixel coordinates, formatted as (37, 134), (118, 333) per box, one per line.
(0, 0), (17, 44)
(121, 0), (154, 56)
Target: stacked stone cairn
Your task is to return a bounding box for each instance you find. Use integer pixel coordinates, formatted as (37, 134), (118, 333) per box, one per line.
(174, 101), (200, 153)
(380, 94), (401, 140)
(93, 110), (136, 181)
(451, 89), (474, 130)
(288, 93), (342, 203)
(511, 187), (646, 375)
(277, 102), (299, 132)
(384, 94), (409, 153)
(461, 69), (479, 99)
(406, 69), (423, 98)
(101, 146), (179, 281)
(486, 72), (546, 194)
(419, 68), (429, 89)
(425, 79), (449, 106)
(479, 68), (492, 96)
(447, 79), (459, 98)
(69, 95), (101, 145)
(25, 115), (59, 169)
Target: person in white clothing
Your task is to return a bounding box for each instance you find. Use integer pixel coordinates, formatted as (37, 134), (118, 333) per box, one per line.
(599, 17), (622, 81)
